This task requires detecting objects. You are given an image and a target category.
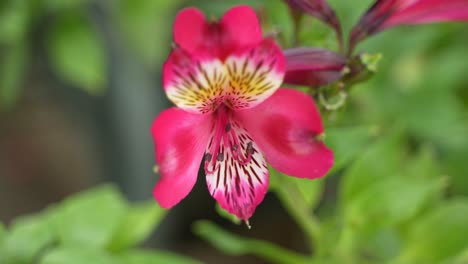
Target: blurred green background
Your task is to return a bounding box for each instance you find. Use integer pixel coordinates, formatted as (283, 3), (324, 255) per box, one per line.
(1, 0), (468, 263)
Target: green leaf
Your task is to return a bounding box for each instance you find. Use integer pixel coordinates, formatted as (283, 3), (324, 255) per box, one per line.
(399, 200), (468, 263)
(0, 41), (28, 110)
(361, 53), (383, 73)
(215, 203), (241, 225)
(2, 213), (56, 264)
(107, 201), (166, 252)
(444, 248), (468, 264)
(289, 177), (325, 209)
(339, 131), (403, 205)
(47, 11), (106, 94)
(345, 176), (444, 231)
(0, 222), (5, 262)
(53, 184), (127, 248)
(39, 247), (121, 264)
(0, 221), (5, 242)
(43, 0), (92, 12)
(118, 249), (201, 264)
(0, 0), (30, 44)
(194, 220), (311, 264)
(270, 168), (324, 209)
(325, 125), (377, 174)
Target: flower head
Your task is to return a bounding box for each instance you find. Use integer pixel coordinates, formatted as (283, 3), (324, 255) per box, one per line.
(152, 6), (333, 221)
(350, 0), (468, 47)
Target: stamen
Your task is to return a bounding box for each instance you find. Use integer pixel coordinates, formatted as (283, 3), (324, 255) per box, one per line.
(204, 157), (219, 174)
(225, 123), (231, 132)
(204, 153), (213, 162)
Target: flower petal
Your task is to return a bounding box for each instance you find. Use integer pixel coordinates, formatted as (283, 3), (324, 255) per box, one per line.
(236, 88), (334, 178)
(173, 7), (207, 54)
(151, 107), (212, 208)
(284, 48), (346, 87)
(284, 0), (342, 35)
(350, 0), (468, 47)
(163, 49), (227, 114)
(385, 0), (468, 27)
(204, 120), (269, 220)
(220, 5), (263, 52)
(224, 39), (286, 110)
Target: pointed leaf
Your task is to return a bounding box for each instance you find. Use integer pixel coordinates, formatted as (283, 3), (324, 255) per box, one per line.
(339, 131), (403, 205)
(325, 125), (377, 174)
(193, 220), (310, 264)
(288, 177), (325, 208)
(118, 249), (201, 264)
(107, 201), (166, 251)
(47, 11), (106, 94)
(215, 203), (241, 225)
(400, 200), (468, 263)
(345, 176), (445, 230)
(39, 247), (121, 264)
(2, 213), (56, 264)
(53, 185), (127, 248)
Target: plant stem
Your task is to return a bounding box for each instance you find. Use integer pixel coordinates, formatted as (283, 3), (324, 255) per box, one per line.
(274, 175), (323, 257)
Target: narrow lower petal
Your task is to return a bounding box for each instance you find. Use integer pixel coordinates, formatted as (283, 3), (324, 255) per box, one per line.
(224, 39), (286, 110)
(204, 119), (269, 220)
(151, 108), (212, 208)
(236, 88), (334, 179)
(163, 49), (227, 114)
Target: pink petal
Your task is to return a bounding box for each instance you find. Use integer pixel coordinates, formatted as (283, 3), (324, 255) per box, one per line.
(350, 0), (468, 46)
(284, 48), (346, 87)
(204, 119), (269, 221)
(220, 5), (263, 53)
(235, 88), (334, 179)
(384, 0), (468, 27)
(172, 6), (263, 58)
(173, 8), (207, 54)
(151, 107), (213, 208)
(224, 38), (286, 110)
(284, 0), (342, 35)
(162, 48), (226, 114)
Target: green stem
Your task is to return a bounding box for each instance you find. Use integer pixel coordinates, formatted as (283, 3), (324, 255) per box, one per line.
(194, 220), (312, 264)
(274, 175), (323, 257)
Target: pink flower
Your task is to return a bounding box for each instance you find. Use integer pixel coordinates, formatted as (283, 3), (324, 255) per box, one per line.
(350, 0), (468, 47)
(151, 6), (334, 221)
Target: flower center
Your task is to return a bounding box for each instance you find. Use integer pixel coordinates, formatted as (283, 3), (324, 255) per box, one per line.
(203, 105), (254, 173)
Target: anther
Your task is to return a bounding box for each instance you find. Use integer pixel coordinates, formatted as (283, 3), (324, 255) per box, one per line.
(204, 153), (212, 162)
(225, 123), (231, 132)
(246, 142), (253, 154)
(171, 42), (180, 50)
(217, 152), (224, 162)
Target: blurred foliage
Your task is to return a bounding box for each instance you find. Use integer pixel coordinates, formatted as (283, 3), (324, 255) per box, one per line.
(0, 185), (199, 264)
(0, 0), (181, 109)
